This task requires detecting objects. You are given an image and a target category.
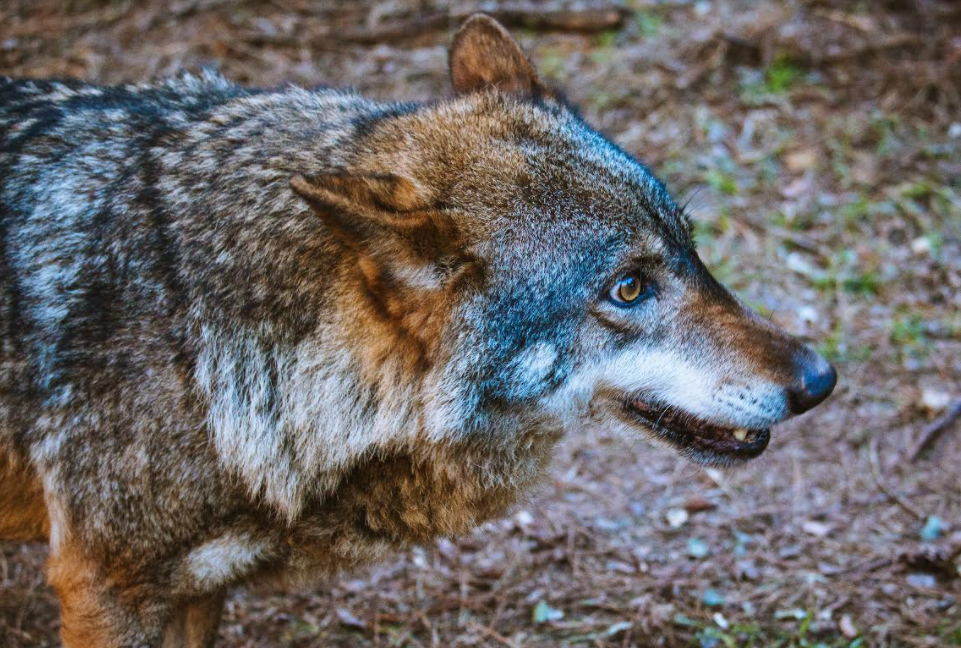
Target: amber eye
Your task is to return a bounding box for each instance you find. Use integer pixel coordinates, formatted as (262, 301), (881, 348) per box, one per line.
(608, 272), (652, 306)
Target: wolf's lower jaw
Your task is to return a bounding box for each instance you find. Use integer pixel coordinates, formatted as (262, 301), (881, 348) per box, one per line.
(621, 399), (771, 461)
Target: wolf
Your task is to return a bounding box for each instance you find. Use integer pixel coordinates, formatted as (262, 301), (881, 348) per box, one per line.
(0, 14), (836, 647)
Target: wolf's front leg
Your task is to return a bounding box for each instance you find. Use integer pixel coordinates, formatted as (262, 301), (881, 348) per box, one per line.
(47, 538), (172, 648)
(163, 592), (226, 648)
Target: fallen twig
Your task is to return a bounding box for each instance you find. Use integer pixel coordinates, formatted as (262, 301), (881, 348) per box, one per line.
(467, 621), (520, 648)
(715, 30), (924, 68)
(909, 398), (961, 462)
(739, 216), (832, 259)
(831, 557), (893, 576)
(815, 34), (925, 65)
(811, 9), (876, 34)
(869, 437), (925, 520)
(482, 6), (629, 33)
(328, 4), (629, 44)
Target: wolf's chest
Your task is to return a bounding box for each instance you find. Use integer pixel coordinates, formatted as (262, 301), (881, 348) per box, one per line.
(181, 430), (564, 593)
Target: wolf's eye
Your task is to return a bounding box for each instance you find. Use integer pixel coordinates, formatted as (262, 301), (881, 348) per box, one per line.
(608, 272), (653, 306)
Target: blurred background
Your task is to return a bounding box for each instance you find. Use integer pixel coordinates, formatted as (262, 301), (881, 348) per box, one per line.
(1, 1), (959, 646)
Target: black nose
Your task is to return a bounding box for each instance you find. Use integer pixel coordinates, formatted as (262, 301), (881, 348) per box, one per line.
(788, 351), (837, 414)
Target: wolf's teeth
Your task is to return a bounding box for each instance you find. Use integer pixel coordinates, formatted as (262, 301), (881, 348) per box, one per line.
(733, 428), (748, 442)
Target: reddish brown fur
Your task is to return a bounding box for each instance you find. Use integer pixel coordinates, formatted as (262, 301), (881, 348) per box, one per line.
(48, 542), (123, 648)
(683, 284), (799, 386)
(0, 450), (49, 542)
(163, 595), (226, 648)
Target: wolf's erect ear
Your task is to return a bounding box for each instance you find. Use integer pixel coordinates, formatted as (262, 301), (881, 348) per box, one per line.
(450, 14), (544, 98)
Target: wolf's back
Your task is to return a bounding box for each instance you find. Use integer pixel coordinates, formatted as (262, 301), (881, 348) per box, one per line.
(0, 74), (380, 455)
(0, 75), (247, 450)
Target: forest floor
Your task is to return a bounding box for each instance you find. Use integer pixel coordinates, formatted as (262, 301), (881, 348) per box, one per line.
(2, 1), (960, 646)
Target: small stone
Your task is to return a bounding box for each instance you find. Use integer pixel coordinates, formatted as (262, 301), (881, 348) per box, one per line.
(818, 561), (842, 575)
(778, 544), (802, 559)
(802, 520), (832, 537)
(702, 589), (726, 606)
(704, 468), (727, 486)
(920, 388), (951, 413)
(594, 516), (626, 531)
(797, 305), (819, 324)
(785, 149), (817, 172)
(786, 251), (819, 278)
(605, 621), (633, 637)
(606, 560), (635, 575)
(666, 508), (689, 528)
(839, 614), (858, 638)
(910, 236), (932, 255)
(514, 510), (534, 526)
(336, 608), (366, 629)
(435, 537), (459, 562)
(775, 608), (807, 621)
(907, 573), (937, 589)
(411, 546), (429, 569)
(687, 538), (710, 559)
(533, 600), (564, 623)
(920, 516), (944, 542)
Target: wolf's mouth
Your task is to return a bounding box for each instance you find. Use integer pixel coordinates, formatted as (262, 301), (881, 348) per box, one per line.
(621, 399), (770, 462)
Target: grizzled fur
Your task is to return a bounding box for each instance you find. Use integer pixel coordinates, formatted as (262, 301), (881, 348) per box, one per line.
(0, 15), (834, 648)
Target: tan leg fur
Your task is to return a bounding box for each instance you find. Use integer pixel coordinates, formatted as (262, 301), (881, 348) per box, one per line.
(163, 593), (226, 648)
(0, 450), (49, 542)
(48, 537), (172, 647)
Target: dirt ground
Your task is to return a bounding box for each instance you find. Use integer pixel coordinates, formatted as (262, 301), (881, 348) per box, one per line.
(2, 1), (960, 646)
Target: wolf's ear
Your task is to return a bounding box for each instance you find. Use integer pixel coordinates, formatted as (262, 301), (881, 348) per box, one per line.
(290, 173), (429, 216)
(290, 172), (458, 273)
(450, 14), (544, 98)
(290, 173), (433, 239)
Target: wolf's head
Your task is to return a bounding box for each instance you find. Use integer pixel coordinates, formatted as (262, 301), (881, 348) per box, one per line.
(291, 15), (836, 466)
